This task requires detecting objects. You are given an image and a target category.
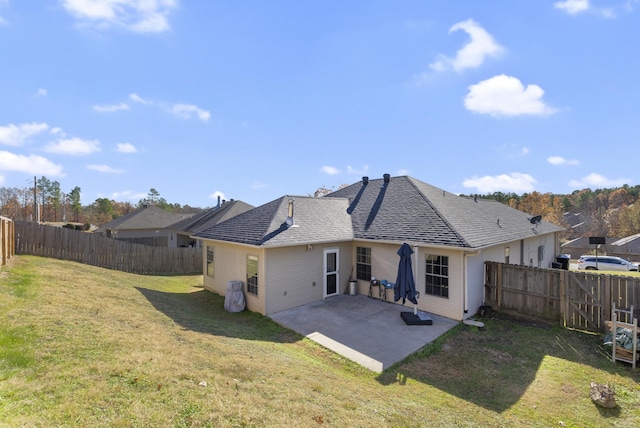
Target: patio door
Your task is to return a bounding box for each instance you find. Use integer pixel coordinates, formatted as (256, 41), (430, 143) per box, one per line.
(324, 248), (339, 297)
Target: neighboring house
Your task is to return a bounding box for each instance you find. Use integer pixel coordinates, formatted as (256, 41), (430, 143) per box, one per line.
(194, 175), (564, 320)
(562, 234), (640, 262)
(96, 205), (196, 247)
(167, 199), (254, 248)
(561, 236), (618, 260)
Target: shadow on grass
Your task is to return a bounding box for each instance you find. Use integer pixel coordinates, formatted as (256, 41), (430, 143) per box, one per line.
(134, 286), (299, 344)
(376, 312), (640, 413)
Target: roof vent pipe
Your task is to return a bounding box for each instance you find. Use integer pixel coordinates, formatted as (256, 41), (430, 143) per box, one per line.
(285, 198), (295, 226)
(217, 195), (221, 207)
(362, 176), (369, 185)
(383, 173), (390, 183)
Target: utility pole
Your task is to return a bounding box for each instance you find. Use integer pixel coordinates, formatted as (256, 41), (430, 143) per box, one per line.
(33, 176), (38, 223)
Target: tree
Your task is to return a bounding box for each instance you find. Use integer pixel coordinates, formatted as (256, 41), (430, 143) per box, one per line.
(69, 186), (82, 223)
(49, 180), (62, 222)
(36, 176), (51, 222)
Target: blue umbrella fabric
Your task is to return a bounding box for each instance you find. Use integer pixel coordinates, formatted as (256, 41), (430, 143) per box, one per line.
(394, 243), (418, 305)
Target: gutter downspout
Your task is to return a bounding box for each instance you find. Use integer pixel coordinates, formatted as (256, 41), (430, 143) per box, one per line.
(414, 244), (419, 313)
(463, 249), (482, 318)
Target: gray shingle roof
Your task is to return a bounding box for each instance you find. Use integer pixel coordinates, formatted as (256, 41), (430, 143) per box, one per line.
(168, 200), (254, 234)
(195, 175), (564, 248)
(194, 196), (353, 246)
(101, 205), (195, 230)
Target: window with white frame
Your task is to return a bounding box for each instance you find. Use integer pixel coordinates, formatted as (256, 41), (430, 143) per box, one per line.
(425, 254), (449, 298)
(246, 255), (258, 295)
(356, 247), (371, 281)
(206, 246), (215, 278)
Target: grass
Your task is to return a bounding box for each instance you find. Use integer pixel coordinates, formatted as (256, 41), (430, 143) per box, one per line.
(1, 255), (639, 427)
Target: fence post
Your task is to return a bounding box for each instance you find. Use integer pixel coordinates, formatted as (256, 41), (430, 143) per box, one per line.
(496, 262), (503, 309)
(560, 270), (568, 328)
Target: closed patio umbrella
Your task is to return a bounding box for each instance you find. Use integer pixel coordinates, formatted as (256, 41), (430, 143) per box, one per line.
(394, 243), (418, 305)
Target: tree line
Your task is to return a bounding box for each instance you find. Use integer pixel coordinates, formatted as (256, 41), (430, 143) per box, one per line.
(3, 177), (640, 239)
(0, 177), (202, 226)
(461, 184), (640, 240)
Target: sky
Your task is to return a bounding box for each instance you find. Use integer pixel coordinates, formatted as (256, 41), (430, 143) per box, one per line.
(1, 1), (639, 208)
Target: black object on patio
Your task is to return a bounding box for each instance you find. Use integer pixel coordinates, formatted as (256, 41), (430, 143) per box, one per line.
(395, 243), (433, 325)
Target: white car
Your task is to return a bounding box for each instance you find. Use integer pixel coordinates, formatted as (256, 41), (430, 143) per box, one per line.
(577, 255), (639, 271)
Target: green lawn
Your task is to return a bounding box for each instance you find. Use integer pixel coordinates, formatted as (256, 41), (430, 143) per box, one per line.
(1, 255), (639, 427)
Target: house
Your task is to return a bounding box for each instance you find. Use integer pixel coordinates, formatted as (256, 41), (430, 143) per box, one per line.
(167, 199), (253, 248)
(194, 175), (564, 320)
(96, 205), (196, 246)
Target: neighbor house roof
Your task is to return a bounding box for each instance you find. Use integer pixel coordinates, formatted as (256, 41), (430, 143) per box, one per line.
(100, 205), (195, 231)
(195, 175), (564, 249)
(168, 200), (254, 235)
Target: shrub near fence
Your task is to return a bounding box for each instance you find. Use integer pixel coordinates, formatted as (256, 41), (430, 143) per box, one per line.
(15, 221), (202, 275)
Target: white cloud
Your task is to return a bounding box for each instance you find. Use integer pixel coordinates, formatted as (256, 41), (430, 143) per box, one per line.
(464, 74), (556, 117)
(0, 0), (8, 26)
(116, 142), (137, 153)
(87, 164), (124, 173)
(62, 0), (178, 33)
(397, 169), (410, 176)
(209, 190), (226, 202)
(321, 166), (340, 175)
(129, 93), (149, 104)
(554, 0), (590, 14)
(0, 150), (64, 176)
(554, 0), (621, 18)
(429, 19), (504, 73)
(569, 173), (630, 189)
(0, 122), (49, 146)
(44, 137), (101, 155)
(463, 172), (537, 193)
(346, 165), (369, 175)
(93, 102), (130, 112)
(548, 156), (579, 165)
(35, 88), (48, 97)
(171, 104), (210, 122)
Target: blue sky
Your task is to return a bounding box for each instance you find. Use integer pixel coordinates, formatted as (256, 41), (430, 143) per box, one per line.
(1, 1), (639, 208)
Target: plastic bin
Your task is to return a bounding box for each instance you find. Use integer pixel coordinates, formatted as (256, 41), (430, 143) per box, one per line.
(556, 254), (570, 270)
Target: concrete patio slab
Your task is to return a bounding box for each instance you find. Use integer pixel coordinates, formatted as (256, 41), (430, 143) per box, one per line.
(269, 294), (459, 372)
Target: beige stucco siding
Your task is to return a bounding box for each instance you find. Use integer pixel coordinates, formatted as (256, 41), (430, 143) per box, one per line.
(352, 242), (464, 320)
(464, 232), (560, 317)
(414, 247), (464, 320)
(264, 242), (352, 315)
(201, 240), (266, 314)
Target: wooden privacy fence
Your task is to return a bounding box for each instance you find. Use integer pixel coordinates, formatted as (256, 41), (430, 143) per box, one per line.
(15, 221), (202, 275)
(485, 261), (640, 333)
(1, 216), (15, 268)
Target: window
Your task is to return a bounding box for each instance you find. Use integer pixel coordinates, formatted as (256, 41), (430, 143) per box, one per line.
(356, 247), (371, 281)
(505, 247), (510, 264)
(246, 255), (258, 295)
(206, 246), (215, 278)
(425, 254), (449, 298)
